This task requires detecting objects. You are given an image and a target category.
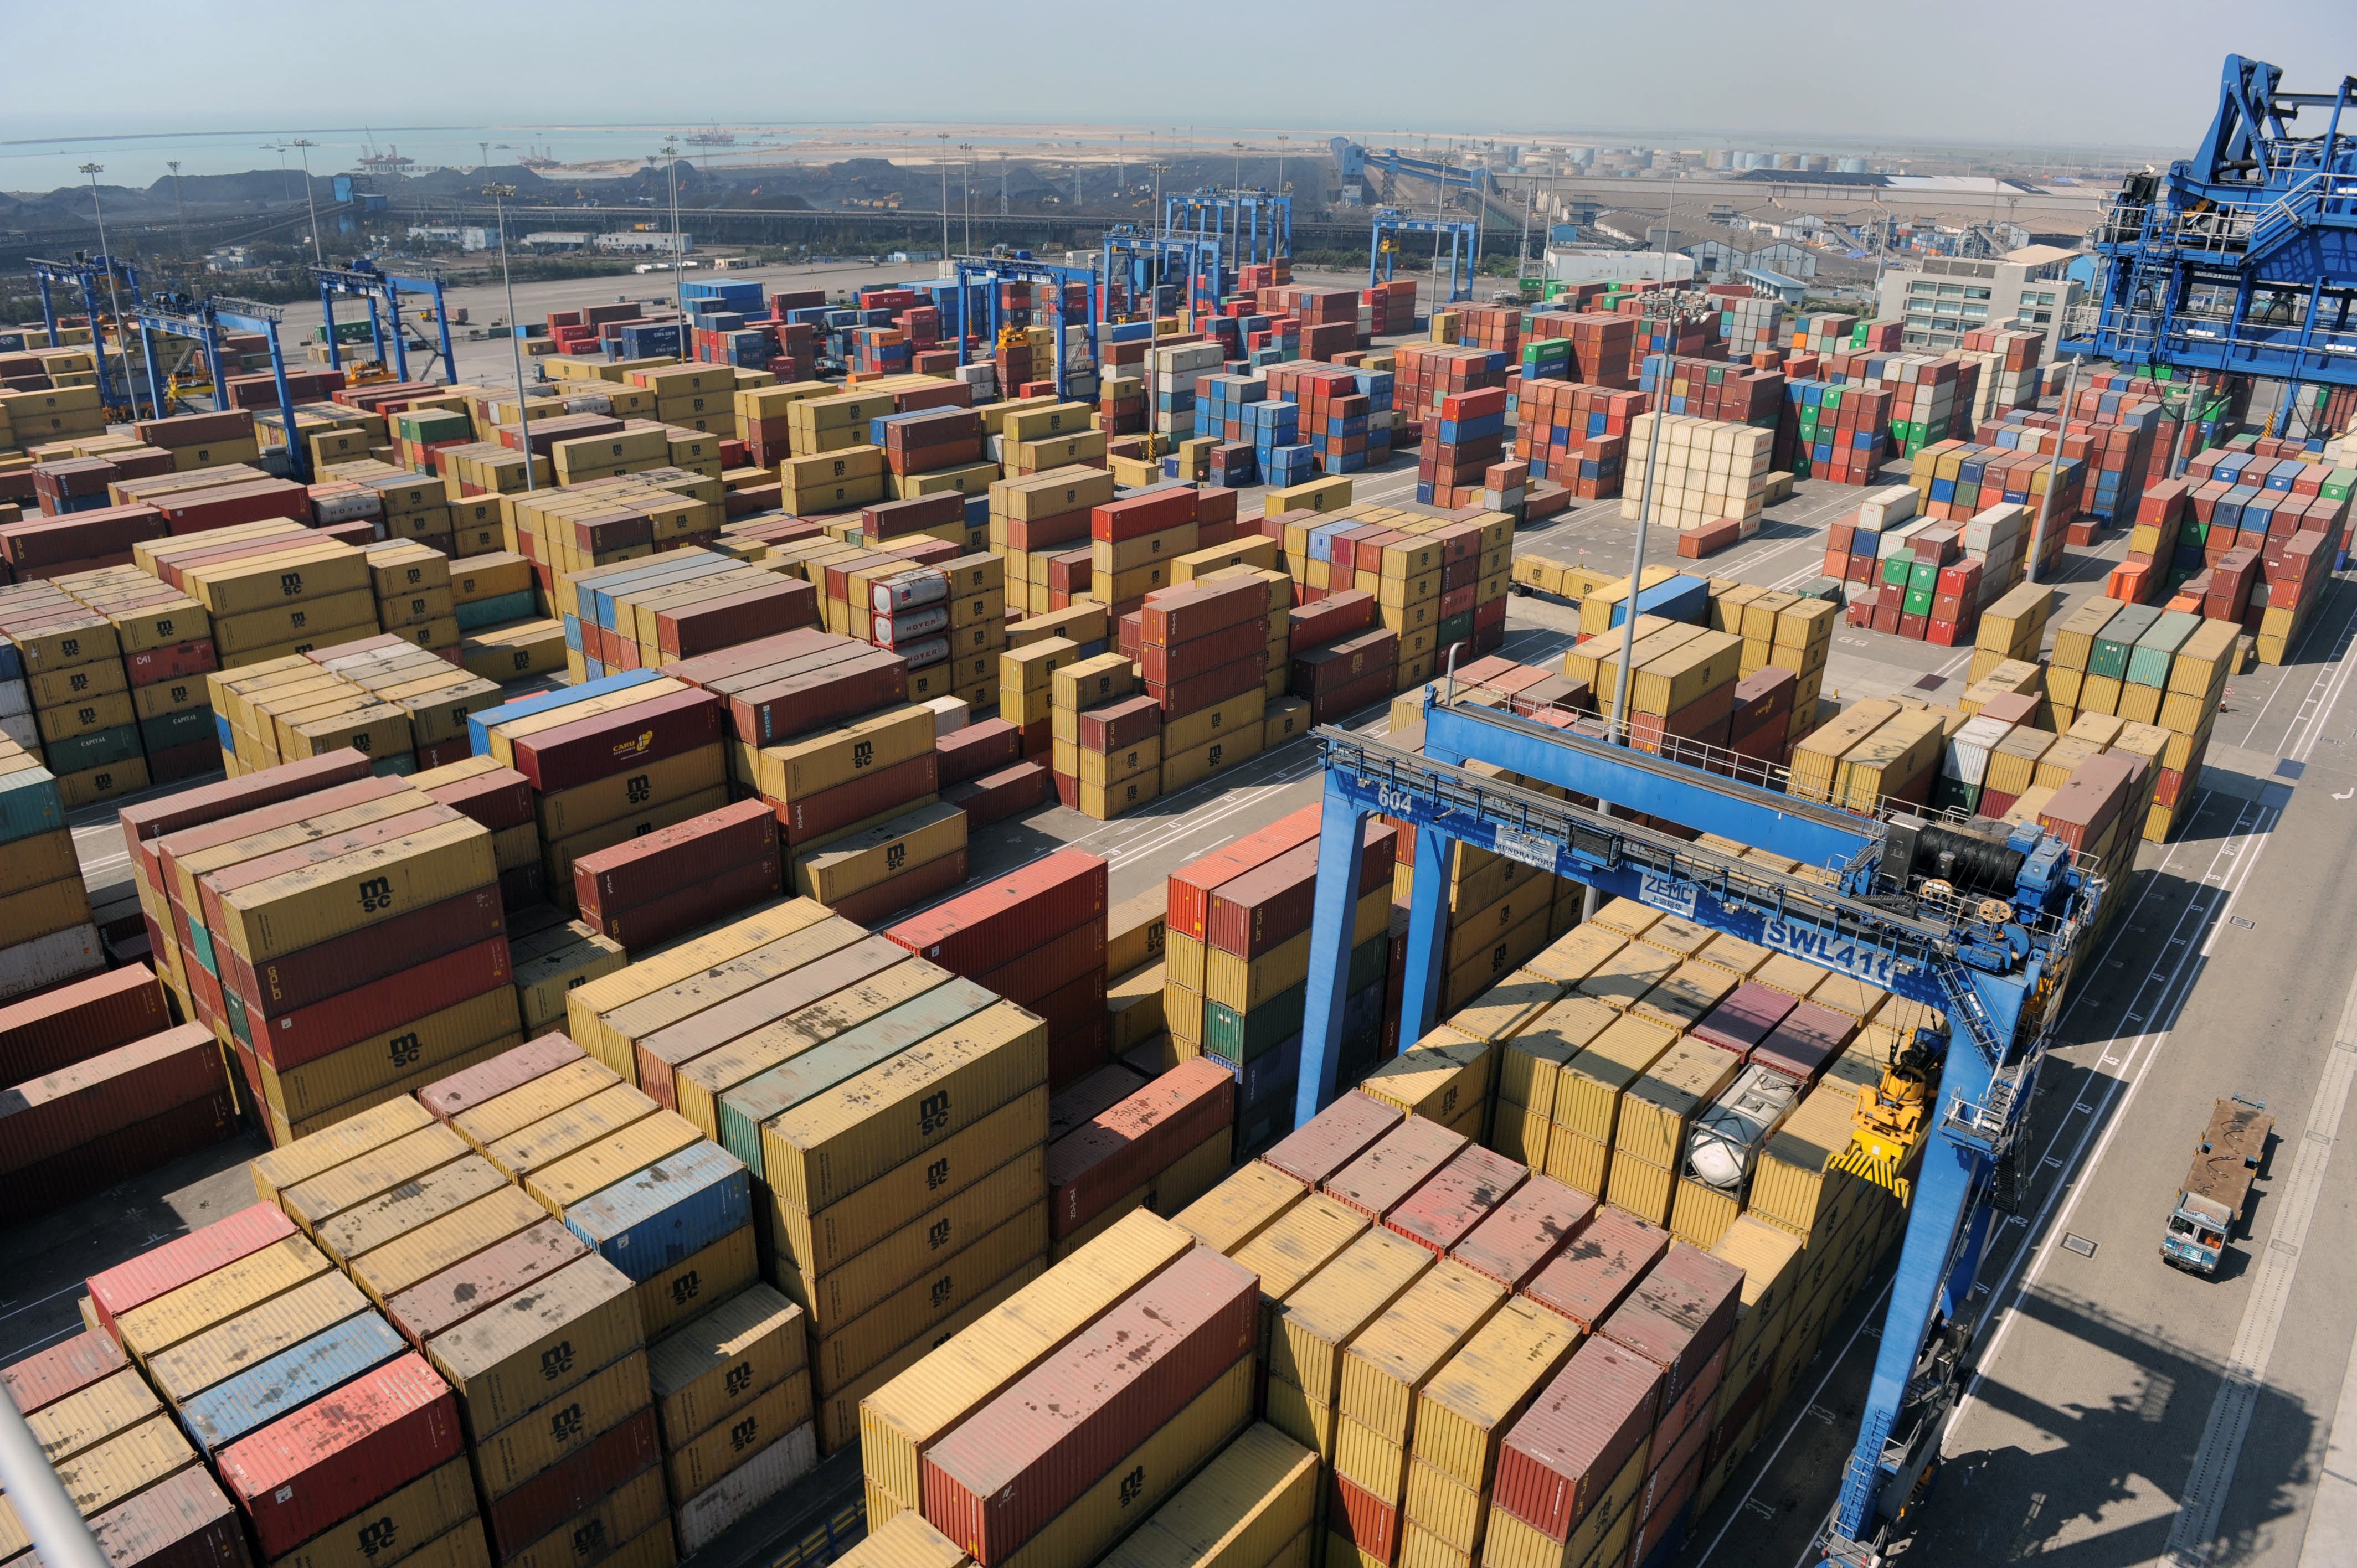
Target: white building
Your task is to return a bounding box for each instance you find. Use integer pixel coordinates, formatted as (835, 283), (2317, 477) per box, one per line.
(521, 231), (594, 252)
(1875, 244), (2084, 353)
(406, 225), (490, 251)
(1545, 246), (1696, 285)
(596, 231), (693, 255)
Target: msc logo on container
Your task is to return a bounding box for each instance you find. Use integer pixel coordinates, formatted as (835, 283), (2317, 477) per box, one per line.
(280, 571), (305, 597)
(668, 1270), (702, 1307)
(357, 876), (394, 912)
(355, 1519), (398, 1558)
(919, 1090), (951, 1136)
(548, 1404), (584, 1442)
(725, 1362), (754, 1397)
(540, 1340), (574, 1380)
(387, 1033), (421, 1069)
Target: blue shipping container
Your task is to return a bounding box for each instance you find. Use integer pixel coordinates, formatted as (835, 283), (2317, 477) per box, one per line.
(565, 1143), (752, 1283)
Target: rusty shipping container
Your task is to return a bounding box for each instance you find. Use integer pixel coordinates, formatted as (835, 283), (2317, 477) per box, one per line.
(1259, 1091), (1401, 1190)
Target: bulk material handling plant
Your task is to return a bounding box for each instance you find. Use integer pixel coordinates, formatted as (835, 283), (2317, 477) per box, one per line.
(2068, 54), (2357, 436)
(1290, 692), (2105, 1566)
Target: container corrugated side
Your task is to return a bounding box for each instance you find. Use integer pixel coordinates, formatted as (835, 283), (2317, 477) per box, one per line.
(472, 1349), (652, 1498)
(352, 1186), (553, 1306)
(762, 1001), (1049, 1213)
(882, 849), (1107, 977)
(770, 1087), (1046, 1281)
(1047, 1058), (1231, 1240)
(562, 1142), (750, 1285)
(661, 1372), (811, 1500)
(279, 1124), (473, 1235)
(810, 1202), (1046, 1402)
(26, 1369), (161, 1467)
(79, 1460), (248, 1568)
(784, 1146), (1042, 1337)
(836, 1508), (971, 1568)
(3, 1328), (128, 1417)
(420, 1256), (640, 1438)
(383, 1220), (588, 1347)
(492, 1464), (665, 1568)
(453, 1060), (624, 1154)
(1410, 1298), (1581, 1496)
(116, 1234), (332, 1364)
(419, 1034), (587, 1124)
(672, 1416), (816, 1555)
(920, 1247), (1257, 1561)
(646, 1283), (804, 1450)
(181, 1312), (408, 1452)
(248, 1100), (437, 1203)
(1259, 1091), (1399, 1189)
(1169, 1162), (1306, 1255)
(1268, 1226), (1433, 1415)
(260, 1457), (476, 1568)
(994, 1355), (1253, 1568)
(1447, 1175), (1596, 1293)
(1096, 1420), (1316, 1568)
(1488, 1339), (1660, 1545)
(214, 1353), (462, 1560)
(1336, 1259), (1506, 1461)
(856, 1208), (1191, 1513)
(88, 1203), (296, 1339)
(315, 1157), (513, 1266)
(147, 1271), (370, 1405)
(52, 1412), (198, 1518)
(479, 1406), (659, 1560)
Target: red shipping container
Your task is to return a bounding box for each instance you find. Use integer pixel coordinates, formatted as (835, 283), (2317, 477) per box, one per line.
(4, 1329), (129, 1415)
(824, 847), (969, 930)
(384, 1220), (589, 1347)
(0, 967), (169, 1084)
(1328, 1472), (1400, 1562)
(657, 578), (820, 657)
(1603, 1245), (1742, 1400)
(419, 768), (535, 835)
(595, 854), (782, 950)
(920, 1246), (1259, 1561)
(1093, 488), (1195, 544)
(155, 480), (312, 534)
(1151, 652), (1264, 719)
(1385, 1142), (1527, 1254)
(1076, 695), (1160, 753)
(125, 638), (220, 688)
(575, 798), (777, 919)
(0, 1024), (222, 1174)
(510, 688), (722, 792)
(663, 628), (840, 688)
(944, 762), (1051, 827)
(1751, 999), (1857, 1083)
(1491, 1338), (1663, 1543)
(1323, 1115), (1468, 1221)
(419, 1034), (586, 1124)
(938, 719), (1021, 786)
(85, 1461), (252, 1568)
(1690, 983), (1797, 1060)
(1165, 806), (1323, 942)
(1288, 591), (1375, 648)
(225, 886), (507, 1023)
(1204, 824), (1395, 960)
(246, 938), (510, 1072)
(1138, 576), (1269, 647)
(780, 751), (938, 847)
(1140, 618), (1264, 686)
(1448, 1177), (1598, 1291)
(1048, 1058), (1234, 1237)
(1524, 1205), (1668, 1332)
(976, 919), (1105, 1009)
(216, 1354), (462, 1560)
(886, 849), (1107, 975)
(120, 750), (373, 866)
(728, 649), (907, 747)
(481, 1407), (659, 1559)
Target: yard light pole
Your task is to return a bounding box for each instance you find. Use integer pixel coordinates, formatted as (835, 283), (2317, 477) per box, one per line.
(486, 184), (537, 491)
(289, 138), (322, 262)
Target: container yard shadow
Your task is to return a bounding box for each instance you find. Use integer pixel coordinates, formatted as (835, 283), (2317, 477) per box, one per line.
(0, 1128), (266, 1363)
(1908, 1288), (2315, 1567)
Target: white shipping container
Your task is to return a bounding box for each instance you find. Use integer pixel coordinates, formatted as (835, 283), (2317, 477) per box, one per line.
(923, 697), (969, 738)
(0, 714), (37, 752)
(0, 922), (102, 1000)
(672, 1421), (817, 1556)
(1942, 714), (2014, 786)
(0, 679), (29, 721)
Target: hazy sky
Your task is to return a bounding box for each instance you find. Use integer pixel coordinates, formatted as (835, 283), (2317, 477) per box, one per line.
(4, 0), (2353, 166)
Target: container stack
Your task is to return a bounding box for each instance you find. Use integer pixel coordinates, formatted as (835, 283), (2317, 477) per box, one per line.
(0, 579), (148, 803)
(2, 1329), (256, 1568)
(45, 565), (220, 786)
(1052, 649), (1157, 819)
(1620, 414), (1774, 537)
(413, 1036), (814, 1557)
(1140, 571), (1273, 795)
(881, 849), (1107, 1088)
(85, 1201), (487, 1568)
(0, 981), (235, 1215)
(0, 733), (102, 994)
(990, 466), (1114, 617)
(1046, 1056), (1236, 1260)
(474, 675), (730, 915)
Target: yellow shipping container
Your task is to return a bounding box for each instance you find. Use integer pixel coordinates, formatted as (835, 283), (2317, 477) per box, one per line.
(265, 1460), (480, 1568)
(473, 1349), (653, 1498)
(1097, 1421), (1316, 1568)
(146, 1271), (370, 1405)
(249, 1097), (438, 1201)
(649, 1283), (806, 1450)
(1552, 1014), (1679, 1143)
(114, 1234), (332, 1363)
(279, 1123), (474, 1235)
(1267, 1227), (1434, 1428)
(423, 1256), (641, 1437)
(313, 1157), (512, 1264)
(351, 1185), (551, 1304)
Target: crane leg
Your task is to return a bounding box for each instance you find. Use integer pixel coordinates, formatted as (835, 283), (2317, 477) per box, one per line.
(1294, 774), (1372, 1130)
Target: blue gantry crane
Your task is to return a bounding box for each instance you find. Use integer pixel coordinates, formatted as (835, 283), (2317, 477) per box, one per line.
(1370, 209), (1482, 303)
(1100, 226), (1225, 323)
(1290, 689), (2104, 1567)
(133, 294), (308, 482)
(26, 254), (153, 420)
(949, 255), (1100, 400)
(2066, 54), (2357, 436)
(1161, 190), (1293, 276)
(313, 259), (458, 383)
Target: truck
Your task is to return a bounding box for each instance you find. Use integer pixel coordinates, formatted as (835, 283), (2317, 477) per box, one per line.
(2162, 1092), (2272, 1275)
